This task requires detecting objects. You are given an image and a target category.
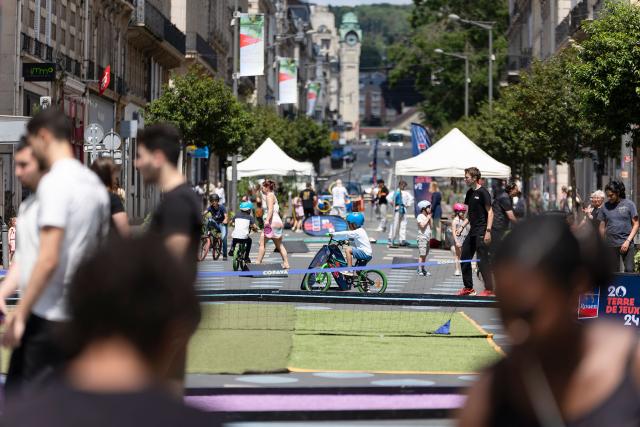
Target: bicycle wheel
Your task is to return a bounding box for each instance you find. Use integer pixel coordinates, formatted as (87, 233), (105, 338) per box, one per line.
(198, 237), (210, 261)
(232, 246), (241, 271)
(303, 270), (332, 291)
(356, 270), (387, 294)
(212, 236), (222, 260)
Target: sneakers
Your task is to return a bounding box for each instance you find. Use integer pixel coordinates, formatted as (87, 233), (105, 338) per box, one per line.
(375, 227), (384, 232)
(478, 289), (495, 297)
(454, 271), (461, 276)
(457, 287), (477, 296)
(417, 269), (431, 276)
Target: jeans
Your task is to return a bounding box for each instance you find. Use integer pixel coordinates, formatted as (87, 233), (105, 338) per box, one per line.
(219, 224), (228, 256)
(388, 210), (407, 244)
(461, 234), (492, 290)
(609, 244), (636, 273)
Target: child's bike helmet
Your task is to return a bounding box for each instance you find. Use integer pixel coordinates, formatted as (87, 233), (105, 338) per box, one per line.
(453, 203), (467, 212)
(417, 200), (431, 211)
(239, 201), (253, 211)
(346, 212), (365, 228)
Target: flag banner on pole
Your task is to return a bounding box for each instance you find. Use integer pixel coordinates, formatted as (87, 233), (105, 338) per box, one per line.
(278, 58), (298, 105)
(306, 82), (321, 116)
(239, 14), (264, 77)
(410, 123), (432, 214)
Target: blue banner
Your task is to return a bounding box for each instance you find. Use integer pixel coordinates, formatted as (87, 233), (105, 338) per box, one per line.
(410, 123), (431, 215)
(579, 274), (640, 327)
(302, 215), (349, 237)
(187, 146), (210, 159)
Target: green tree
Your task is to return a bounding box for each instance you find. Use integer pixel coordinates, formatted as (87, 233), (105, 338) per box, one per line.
(573, 1), (640, 145)
(290, 115), (332, 172)
(144, 65), (251, 158)
(389, 0), (509, 128)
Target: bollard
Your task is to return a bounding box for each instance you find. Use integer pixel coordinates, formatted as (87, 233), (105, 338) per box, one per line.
(1, 222), (8, 269)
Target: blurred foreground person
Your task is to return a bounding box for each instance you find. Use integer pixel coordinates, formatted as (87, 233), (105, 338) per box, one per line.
(459, 216), (640, 427)
(2, 236), (217, 426)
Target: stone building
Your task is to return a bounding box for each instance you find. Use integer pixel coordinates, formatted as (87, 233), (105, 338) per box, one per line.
(338, 12), (361, 142)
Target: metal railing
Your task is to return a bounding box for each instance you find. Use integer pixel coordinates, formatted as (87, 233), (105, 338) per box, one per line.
(569, 0), (590, 34)
(186, 32), (217, 70)
(133, 0), (185, 54)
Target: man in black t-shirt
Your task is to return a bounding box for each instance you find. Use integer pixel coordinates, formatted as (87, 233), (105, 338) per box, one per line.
(135, 123), (201, 394)
(375, 179), (390, 232)
(300, 182), (317, 218)
(456, 167), (494, 296)
(492, 182), (519, 241)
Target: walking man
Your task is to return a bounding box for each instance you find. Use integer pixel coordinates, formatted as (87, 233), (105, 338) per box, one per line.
(300, 182), (317, 218)
(456, 167), (494, 296)
(3, 109), (110, 395)
(134, 123), (201, 393)
(598, 181), (639, 273)
(375, 179), (390, 232)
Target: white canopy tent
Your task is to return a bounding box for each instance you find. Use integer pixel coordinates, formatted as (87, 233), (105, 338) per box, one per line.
(394, 128), (511, 178)
(226, 138), (314, 180)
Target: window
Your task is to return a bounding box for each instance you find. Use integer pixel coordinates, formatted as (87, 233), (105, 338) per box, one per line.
(321, 39), (330, 50)
(29, 10), (35, 28)
(71, 11), (76, 28)
(61, 29), (66, 46)
(60, 5), (66, 20)
(40, 17), (46, 34)
(51, 0), (57, 14)
(51, 23), (56, 41)
(70, 34), (75, 51)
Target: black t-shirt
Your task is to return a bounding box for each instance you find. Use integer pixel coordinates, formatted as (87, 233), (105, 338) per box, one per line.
(206, 204), (226, 223)
(109, 192), (125, 216)
(464, 186), (492, 236)
(150, 183), (202, 266)
(492, 192), (514, 232)
(378, 186), (389, 205)
(2, 381), (220, 427)
(300, 189), (316, 209)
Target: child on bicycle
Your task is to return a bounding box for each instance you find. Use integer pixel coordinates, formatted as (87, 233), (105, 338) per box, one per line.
(229, 201), (258, 262)
(416, 200), (432, 276)
(329, 212), (372, 275)
(205, 194), (229, 260)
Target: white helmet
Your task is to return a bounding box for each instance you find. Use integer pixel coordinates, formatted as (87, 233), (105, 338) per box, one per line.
(417, 200), (431, 210)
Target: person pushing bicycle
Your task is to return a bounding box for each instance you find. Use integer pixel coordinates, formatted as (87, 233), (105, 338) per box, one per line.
(328, 212), (372, 275)
(229, 201), (259, 262)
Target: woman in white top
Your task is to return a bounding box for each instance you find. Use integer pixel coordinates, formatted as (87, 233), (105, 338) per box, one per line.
(256, 179), (290, 269)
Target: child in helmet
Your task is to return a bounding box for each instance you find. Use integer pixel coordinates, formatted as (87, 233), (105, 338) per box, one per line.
(330, 212), (372, 274)
(416, 200), (432, 276)
(452, 203), (470, 276)
(229, 201), (259, 262)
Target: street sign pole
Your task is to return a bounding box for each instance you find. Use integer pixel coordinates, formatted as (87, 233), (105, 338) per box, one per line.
(231, 0), (239, 214)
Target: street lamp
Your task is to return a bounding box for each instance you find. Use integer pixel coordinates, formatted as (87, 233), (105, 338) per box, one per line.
(434, 48), (469, 117)
(448, 13), (495, 112)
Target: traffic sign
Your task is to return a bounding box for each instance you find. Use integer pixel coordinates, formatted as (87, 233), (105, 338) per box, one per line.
(84, 123), (104, 146)
(103, 132), (122, 150)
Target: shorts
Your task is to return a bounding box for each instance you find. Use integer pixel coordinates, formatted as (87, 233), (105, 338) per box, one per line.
(352, 248), (372, 263)
(418, 235), (430, 256)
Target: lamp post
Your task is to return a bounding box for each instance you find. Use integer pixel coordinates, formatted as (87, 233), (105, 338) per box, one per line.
(434, 48), (469, 118)
(448, 14), (495, 112)
(231, 0), (239, 214)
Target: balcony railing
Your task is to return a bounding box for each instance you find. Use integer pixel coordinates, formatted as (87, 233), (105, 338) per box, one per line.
(186, 32), (217, 71)
(570, 0), (590, 34)
(21, 33), (82, 79)
(133, 0), (185, 54)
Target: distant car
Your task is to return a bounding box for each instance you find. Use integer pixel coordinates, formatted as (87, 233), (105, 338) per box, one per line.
(342, 146), (357, 163)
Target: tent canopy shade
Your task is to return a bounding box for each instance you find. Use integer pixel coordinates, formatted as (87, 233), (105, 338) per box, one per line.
(226, 138), (314, 180)
(394, 128), (511, 179)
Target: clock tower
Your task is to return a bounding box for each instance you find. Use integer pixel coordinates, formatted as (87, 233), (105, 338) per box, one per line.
(338, 12), (362, 142)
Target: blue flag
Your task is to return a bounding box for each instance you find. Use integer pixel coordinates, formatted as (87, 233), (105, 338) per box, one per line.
(411, 123), (431, 215)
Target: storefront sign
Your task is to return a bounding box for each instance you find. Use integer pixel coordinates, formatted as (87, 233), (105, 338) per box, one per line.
(23, 62), (56, 81)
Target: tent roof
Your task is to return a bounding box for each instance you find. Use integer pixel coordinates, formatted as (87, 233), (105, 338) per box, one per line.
(226, 138), (314, 180)
(394, 128), (511, 178)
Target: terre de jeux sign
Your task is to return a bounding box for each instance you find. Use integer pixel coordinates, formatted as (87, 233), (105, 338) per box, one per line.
(23, 63), (56, 82)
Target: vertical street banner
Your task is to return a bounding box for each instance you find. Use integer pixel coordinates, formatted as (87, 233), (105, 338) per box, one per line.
(278, 58), (298, 105)
(306, 82), (321, 116)
(239, 14), (265, 77)
(410, 123), (432, 214)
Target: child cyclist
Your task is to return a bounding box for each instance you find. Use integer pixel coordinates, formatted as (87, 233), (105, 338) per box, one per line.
(416, 200), (432, 276)
(329, 212), (372, 275)
(229, 201), (259, 262)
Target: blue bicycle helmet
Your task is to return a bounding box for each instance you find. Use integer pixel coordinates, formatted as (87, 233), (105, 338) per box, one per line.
(346, 212), (365, 228)
(239, 201), (253, 211)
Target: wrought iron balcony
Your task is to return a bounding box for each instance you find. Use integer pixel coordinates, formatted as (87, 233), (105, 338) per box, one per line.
(186, 32), (218, 71)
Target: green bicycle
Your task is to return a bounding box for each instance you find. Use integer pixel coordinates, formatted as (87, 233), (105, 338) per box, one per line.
(302, 237), (388, 293)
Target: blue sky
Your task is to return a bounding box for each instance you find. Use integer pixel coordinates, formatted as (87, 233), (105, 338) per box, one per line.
(309, 0), (412, 5)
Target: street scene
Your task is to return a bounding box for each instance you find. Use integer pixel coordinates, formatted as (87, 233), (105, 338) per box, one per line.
(1, 0), (640, 426)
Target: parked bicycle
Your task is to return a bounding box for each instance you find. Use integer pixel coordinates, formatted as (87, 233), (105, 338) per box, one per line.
(302, 237), (387, 293)
(198, 212), (223, 261)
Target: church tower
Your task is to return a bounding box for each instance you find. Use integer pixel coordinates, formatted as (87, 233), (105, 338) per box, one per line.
(338, 12), (362, 142)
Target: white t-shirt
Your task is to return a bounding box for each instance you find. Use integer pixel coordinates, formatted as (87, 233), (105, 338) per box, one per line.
(215, 187), (226, 204)
(231, 211), (254, 239)
(332, 186), (349, 208)
(333, 228), (372, 257)
(15, 195), (40, 294)
(416, 213), (431, 238)
(35, 158), (110, 321)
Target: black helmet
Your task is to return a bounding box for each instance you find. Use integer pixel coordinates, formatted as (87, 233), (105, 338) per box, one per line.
(209, 194), (220, 202)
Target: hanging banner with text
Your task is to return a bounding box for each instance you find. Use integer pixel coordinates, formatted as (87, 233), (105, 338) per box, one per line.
(239, 14), (265, 77)
(278, 58), (298, 105)
(410, 123), (432, 215)
(306, 82), (321, 116)
(578, 274), (640, 327)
